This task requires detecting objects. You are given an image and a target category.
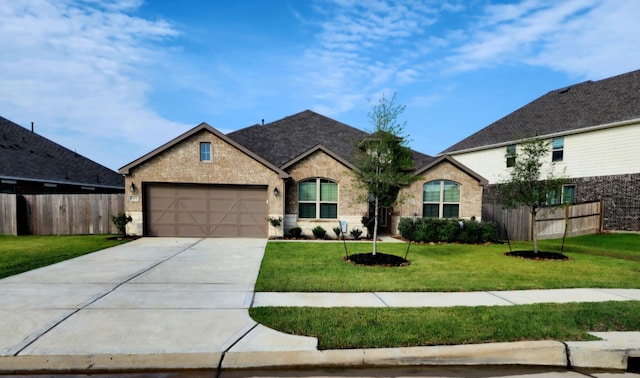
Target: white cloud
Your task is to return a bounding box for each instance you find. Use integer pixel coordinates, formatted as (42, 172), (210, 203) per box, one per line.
(528, 1), (640, 79)
(295, 0), (445, 115)
(0, 0), (188, 169)
(446, 0), (640, 79)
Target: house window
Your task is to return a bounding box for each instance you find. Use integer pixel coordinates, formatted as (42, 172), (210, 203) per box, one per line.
(200, 142), (211, 161)
(562, 185), (575, 204)
(506, 145), (516, 167)
(548, 185), (576, 205)
(423, 180), (460, 218)
(552, 137), (564, 162)
(298, 178), (338, 219)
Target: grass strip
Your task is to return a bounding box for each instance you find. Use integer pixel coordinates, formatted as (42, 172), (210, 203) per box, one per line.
(0, 235), (130, 279)
(250, 301), (640, 350)
(255, 234), (640, 292)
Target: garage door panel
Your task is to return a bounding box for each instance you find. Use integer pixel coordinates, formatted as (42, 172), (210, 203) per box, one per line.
(178, 211), (208, 224)
(210, 200), (238, 211)
(211, 213), (238, 224)
(178, 199), (208, 210)
(146, 184), (267, 238)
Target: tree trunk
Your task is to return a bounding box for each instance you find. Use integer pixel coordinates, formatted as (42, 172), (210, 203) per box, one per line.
(373, 196), (379, 255)
(531, 209), (538, 253)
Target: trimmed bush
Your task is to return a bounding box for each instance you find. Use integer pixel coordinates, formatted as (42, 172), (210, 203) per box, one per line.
(350, 228), (363, 240)
(480, 222), (498, 243)
(288, 226), (302, 238)
(312, 226), (327, 239)
(333, 226), (342, 238)
(398, 217), (498, 244)
(111, 212), (132, 236)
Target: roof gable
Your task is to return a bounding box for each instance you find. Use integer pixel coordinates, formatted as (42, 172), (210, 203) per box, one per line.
(442, 69), (640, 154)
(228, 110), (369, 167)
(281, 144), (355, 171)
(0, 116), (123, 189)
(118, 122), (289, 178)
(415, 155), (488, 185)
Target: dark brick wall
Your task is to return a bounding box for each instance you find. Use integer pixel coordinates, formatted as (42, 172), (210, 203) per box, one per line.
(566, 173), (640, 231)
(483, 173), (640, 232)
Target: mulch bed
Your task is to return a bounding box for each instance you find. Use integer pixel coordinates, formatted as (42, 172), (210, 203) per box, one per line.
(505, 250), (570, 260)
(344, 252), (410, 267)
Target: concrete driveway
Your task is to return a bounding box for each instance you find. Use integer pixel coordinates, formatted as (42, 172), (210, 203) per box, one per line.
(0, 237), (315, 373)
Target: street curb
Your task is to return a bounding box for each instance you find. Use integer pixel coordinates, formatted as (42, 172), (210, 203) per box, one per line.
(2, 337), (637, 373)
(222, 341), (568, 370)
(0, 353), (221, 373)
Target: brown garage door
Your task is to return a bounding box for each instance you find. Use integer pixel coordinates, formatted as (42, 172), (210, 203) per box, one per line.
(145, 184), (268, 237)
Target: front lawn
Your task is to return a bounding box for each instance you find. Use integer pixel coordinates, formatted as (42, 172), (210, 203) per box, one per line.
(0, 235), (130, 279)
(254, 233), (640, 292)
(252, 233), (640, 349)
(250, 301), (640, 349)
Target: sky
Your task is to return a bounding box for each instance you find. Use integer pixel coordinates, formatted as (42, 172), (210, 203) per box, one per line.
(1, 0), (639, 171)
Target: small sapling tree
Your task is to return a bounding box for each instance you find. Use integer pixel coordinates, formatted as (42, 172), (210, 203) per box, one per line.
(496, 138), (565, 253)
(353, 93), (419, 255)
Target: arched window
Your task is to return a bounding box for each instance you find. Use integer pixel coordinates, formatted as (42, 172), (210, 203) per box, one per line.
(423, 180), (460, 218)
(298, 178), (338, 219)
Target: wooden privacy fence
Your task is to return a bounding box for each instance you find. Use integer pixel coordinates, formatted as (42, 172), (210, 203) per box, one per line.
(483, 200), (602, 241)
(0, 193), (17, 235)
(1, 193), (124, 235)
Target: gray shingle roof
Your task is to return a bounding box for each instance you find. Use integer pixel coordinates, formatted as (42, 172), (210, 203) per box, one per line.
(228, 110), (433, 168)
(441, 69), (640, 154)
(0, 116), (124, 188)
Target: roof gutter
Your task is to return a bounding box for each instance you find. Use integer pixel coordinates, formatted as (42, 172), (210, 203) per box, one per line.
(0, 175), (124, 190)
(441, 117), (640, 156)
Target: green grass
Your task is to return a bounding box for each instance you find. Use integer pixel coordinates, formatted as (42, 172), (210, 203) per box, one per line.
(0, 235), (130, 279)
(250, 301), (640, 350)
(253, 233), (640, 348)
(255, 233), (640, 292)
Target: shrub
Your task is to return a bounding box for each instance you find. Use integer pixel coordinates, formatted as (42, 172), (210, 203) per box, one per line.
(417, 218), (441, 243)
(480, 221), (499, 242)
(350, 228), (363, 240)
(440, 220), (460, 243)
(288, 226), (302, 238)
(397, 217), (499, 244)
(397, 217), (415, 240)
(267, 217), (282, 228)
(312, 226), (327, 239)
(333, 226), (342, 238)
(458, 219), (480, 244)
(111, 212), (132, 236)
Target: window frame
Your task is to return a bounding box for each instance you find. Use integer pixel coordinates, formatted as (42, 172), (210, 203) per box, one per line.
(298, 178), (339, 219)
(547, 184), (576, 205)
(423, 180), (461, 219)
(552, 137), (564, 162)
(562, 184), (576, 204)
(200, 142), (212, 162)
(506, 144), (516, 167)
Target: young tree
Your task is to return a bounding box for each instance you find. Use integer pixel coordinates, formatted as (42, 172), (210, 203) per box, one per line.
(496, 138), (565, 253)
(353, 93), (419, 255)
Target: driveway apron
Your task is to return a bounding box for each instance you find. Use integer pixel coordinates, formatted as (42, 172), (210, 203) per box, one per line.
(0, 237), (278, 371)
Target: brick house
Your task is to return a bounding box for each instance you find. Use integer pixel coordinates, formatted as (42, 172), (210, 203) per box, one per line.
(441, 69), (640, 232)
(119, 110), (486, 238)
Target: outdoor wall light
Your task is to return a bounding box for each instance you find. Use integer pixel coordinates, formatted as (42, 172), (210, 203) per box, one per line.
(129, 182), (137, 193)
(273, 187), (280, 197)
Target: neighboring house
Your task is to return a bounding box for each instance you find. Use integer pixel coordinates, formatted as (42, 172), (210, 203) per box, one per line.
(441, 69), (640, 232)
(119, 110), (486, 238)
(0, 116), (124, 194)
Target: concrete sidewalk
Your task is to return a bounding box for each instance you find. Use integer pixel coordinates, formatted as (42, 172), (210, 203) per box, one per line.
(253, 288), (640, 307)
(0, 237), (638, 374)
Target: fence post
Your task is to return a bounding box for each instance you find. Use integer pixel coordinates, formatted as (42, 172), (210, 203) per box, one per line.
(599, 197), (604, 232)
